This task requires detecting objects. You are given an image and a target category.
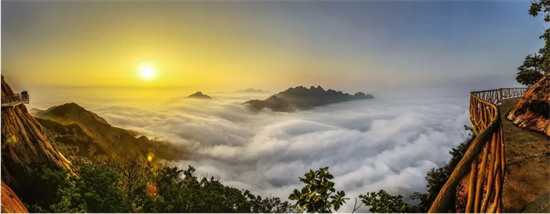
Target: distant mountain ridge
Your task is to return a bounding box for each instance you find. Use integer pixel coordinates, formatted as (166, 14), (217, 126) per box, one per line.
(33, 103), (183, 163)
(187, 91), (212, 99)
(244, 86), (374, 112)
(235, 88), (269, 93)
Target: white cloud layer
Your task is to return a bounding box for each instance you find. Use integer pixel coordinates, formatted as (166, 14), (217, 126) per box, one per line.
(75, 90), (469, 212)
(35, 89), (471, 213)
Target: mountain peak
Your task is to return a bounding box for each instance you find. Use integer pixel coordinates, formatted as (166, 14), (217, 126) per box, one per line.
(38, 102), (109, 125)
(245, 85), (374, 112)
(55, 102), (86, 112)
(354, 92), (374, 99)
(235, 88), (268, 93)
(187, 91), (212, 99)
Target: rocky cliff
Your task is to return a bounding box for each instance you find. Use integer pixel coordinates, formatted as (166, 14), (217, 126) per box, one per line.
(1, 181), (28, 213)
(1, 76), (72, 195)
(507, 74), (550, 136)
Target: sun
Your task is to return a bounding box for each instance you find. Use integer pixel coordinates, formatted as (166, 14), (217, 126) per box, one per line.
(138, 65), (156, 81)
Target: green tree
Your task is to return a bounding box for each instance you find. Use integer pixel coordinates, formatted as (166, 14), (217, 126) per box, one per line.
(516, 1), (550, 86)
(128, 164), (292, 213)
(45, 164), (131, 213)
(25, 165), (72, 212)
(49, 180), (87, 213)
(529, 0), (550, 73)
(517, 52), (545, 86)
(23, 161), (292, 213)
(288, 167), (348, 213)
(358, 190), (409, 213)
(76, 164), (131, 212)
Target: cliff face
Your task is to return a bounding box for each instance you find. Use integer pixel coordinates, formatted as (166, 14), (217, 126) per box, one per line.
(507, 74), (550, 136)
(1, 76), (72, 194)
(1, 181), (28, 213)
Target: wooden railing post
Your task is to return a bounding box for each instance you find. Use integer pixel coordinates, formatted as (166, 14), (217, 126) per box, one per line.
(429, 88), (526, 213)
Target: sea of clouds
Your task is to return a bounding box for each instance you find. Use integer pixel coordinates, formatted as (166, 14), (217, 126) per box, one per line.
(17, 71), (521, 212)
(67, 88), (471, 212)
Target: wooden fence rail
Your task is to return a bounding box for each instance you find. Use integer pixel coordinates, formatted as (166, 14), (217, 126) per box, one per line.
(1, 93), (30, 107)
(429, 88), (526, 213)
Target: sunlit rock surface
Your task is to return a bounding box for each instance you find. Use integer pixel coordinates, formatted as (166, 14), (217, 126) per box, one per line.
(1, 181), (28, 213)
(1, 75), (72, 195)
(507, 74), (550, 136)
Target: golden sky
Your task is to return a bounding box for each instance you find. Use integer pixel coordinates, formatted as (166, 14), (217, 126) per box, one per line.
(2, 1), (544, 92)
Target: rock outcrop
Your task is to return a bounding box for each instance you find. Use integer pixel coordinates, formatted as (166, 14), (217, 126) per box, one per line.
(507, 73), (550, 136)
(1, 75), (72, 194)
(1, 181), (28, 213)
(244, 86), (374, 112)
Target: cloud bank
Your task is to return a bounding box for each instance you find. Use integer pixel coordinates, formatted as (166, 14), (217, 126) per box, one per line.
(35, 89), (471, 212)
(94, 91), (471, 212)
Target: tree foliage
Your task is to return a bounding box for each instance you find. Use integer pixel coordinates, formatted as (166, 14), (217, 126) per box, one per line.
(517, 52), (546, 86)
(288, 167), (347, 213)
(359, 190), (409, 213)
(517, 0), (550, 86)
(530, 0), (550, 72)
(24, 160), (292, 213)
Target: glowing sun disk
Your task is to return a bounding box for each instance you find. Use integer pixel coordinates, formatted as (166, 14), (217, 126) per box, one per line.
(139, 66), (156, 81)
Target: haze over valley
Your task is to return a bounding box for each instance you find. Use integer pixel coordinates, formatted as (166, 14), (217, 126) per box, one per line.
(17, 84), (472, 212)
(2, 0), (547, 212)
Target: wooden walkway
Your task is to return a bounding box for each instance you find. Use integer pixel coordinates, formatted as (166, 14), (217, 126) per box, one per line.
(1, 94), (29, 107)
(1, 101), (25, 107)
(501, 98), (550, 213)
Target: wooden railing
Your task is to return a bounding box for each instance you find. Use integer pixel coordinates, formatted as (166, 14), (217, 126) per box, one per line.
(1, 93), (30, 107)
(429, 88), (526, 213)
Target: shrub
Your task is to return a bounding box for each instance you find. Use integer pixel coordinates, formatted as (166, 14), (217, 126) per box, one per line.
(288, 167), (347, 212)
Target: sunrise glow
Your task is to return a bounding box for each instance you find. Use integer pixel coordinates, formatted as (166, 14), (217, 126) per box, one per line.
(139, 65), (156, 81)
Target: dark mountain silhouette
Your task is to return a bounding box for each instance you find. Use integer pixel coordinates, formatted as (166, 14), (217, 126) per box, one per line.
(246, 95), (293, 112)
(187, 91), (212, 99)
(33, 103), (184, 163)
(235, 88), (269, 93)
(1, 75), (72, 198)
(244, 86), (374, 112)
